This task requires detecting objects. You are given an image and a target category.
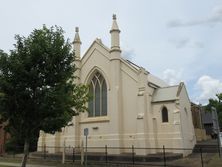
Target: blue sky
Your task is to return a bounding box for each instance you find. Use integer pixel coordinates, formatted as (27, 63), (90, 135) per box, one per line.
(1, 0), (222, 104)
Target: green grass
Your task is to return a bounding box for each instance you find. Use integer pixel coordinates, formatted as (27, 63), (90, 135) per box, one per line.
(206, 154), (222, 167)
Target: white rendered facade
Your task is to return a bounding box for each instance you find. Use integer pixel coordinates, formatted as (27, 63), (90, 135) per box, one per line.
(37, 15), (196, 156)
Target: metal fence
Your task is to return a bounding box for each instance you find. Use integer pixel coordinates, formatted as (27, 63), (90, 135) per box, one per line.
(1, 145), (221, 167)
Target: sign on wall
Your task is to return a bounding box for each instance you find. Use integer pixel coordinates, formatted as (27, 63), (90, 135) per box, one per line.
(84, 128), (89, 136)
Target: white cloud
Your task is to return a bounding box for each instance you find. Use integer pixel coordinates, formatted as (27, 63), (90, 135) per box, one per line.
(195, 75), (222, 104)
(167, 6), (222, 28)
(169, 38), (204, 49)
(162, 69), (183, 85)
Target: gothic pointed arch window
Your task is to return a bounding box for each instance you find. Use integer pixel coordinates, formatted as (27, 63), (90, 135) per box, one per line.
(88, 71), (107, 117)
(161, 106), (169, 123)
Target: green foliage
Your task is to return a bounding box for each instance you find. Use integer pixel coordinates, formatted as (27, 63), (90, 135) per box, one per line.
(4, 135), (37, 154)
(0, 25), (89, 143)
(206, 93), (222, 127)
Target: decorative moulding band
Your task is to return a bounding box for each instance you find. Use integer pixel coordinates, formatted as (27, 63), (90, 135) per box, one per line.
(80, 116), (110, 124)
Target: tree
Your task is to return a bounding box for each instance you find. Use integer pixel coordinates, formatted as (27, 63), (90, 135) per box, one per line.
(206, 93), (222, 127)
(0, 25), (89, 167)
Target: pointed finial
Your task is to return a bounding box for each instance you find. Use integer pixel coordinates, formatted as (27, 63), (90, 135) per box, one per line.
(73, 26), (81, 59)
(110, 14), (120, 32)
(110, 14), (121, 54)
(113, 14), (116, 20)
(75, 27), (79, 32)
(74, 27), (81, 44)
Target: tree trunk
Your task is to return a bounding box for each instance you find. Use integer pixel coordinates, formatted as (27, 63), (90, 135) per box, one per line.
(21, 139), (30, 167)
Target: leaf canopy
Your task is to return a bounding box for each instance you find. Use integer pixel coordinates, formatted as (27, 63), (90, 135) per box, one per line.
(0, 25), (89, 140)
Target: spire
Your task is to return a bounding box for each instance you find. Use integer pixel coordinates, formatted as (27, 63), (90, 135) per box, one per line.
(74, 27), (81, 44)
(110, 14), (121, 55)
(73, 27), (81, 60)
(110, 14), (120, 32)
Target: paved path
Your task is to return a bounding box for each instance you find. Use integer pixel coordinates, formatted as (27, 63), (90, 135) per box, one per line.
(197, 139), (218, 145)
(0, 162), (54, 167)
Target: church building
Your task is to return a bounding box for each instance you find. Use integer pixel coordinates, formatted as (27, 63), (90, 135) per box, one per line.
(38, 15), (196, 156)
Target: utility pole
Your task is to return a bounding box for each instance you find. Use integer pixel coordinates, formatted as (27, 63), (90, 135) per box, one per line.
(84, 128), (89, 167)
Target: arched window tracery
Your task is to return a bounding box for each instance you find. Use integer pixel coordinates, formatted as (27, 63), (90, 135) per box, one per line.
(88, 72), (107, 117)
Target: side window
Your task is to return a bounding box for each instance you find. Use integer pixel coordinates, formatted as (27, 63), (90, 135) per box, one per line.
(162, 106), (169, 123)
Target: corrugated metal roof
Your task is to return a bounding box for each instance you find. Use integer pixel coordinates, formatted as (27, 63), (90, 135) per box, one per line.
(152, 86), (179, 102)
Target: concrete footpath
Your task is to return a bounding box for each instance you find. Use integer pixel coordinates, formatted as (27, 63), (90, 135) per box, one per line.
(0, 162), (54, 167)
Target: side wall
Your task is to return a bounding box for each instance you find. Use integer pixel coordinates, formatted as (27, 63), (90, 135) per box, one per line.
(179, 86), (196, 156)
(121, 64), (152, 155)
(151, 102), (183, 150)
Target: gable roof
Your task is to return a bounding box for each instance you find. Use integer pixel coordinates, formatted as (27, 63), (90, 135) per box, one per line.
(152, 85), (180, 102)
(148, 74), (168, 88)
(152, 82), (186, 103)
(121, 60), (169, 88)
(81, 38), (110, 62)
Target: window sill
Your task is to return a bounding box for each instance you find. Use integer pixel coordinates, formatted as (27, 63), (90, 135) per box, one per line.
(80, 116), (110, 124)
(161, 122), (170, 124)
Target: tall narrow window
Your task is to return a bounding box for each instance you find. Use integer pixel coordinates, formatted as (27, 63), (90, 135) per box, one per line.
(101, 80), (107, 116)
(88, 84), (94, 117)
(162, 107), (169, 122)
(88, 72), (107, 117)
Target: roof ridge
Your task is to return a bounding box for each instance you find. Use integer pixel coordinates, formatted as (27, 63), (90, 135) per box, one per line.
(94, 38), (110, 51)
(158, 85), (179, 89)
(125, 59), (141, 69)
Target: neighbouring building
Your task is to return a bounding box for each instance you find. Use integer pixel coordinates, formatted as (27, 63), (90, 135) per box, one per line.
(38, 15), (196, 156)
(201, 107), (219, 139)
(191, 103), (208, 141)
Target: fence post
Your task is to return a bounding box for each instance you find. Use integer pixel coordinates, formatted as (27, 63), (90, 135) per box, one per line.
(13, 146), (15, 158)
(1, 145), (3, 156)
(132, 145), (135, 165)
(0, 144), (4, 156)
(81, 140), (84, 165)
(43, 144), (46, 160)
(163, 145), (166, 167)
(217, 137), (221, 158)
(0, 145), (2, 156)
(72, 147), (75, 163)
(105, 145), (108, 164)
(62, 140), (66, 164)
(200, 148), (204, 167)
